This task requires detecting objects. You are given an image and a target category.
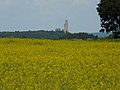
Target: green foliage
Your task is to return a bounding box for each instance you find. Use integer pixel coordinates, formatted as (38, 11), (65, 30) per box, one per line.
(0, 38), (120, 89)
(97, 0), (120, 38)
(105, 34), (114, 39)
(0, 31), (65, 40)
(59, 32), (98, 40)
(0, 30), (98, 40)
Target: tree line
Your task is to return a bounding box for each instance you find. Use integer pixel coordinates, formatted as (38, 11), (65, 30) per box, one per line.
(0, 30), (98, 40)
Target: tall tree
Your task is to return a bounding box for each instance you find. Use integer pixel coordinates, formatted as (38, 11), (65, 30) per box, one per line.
(97, 0), (120, 38)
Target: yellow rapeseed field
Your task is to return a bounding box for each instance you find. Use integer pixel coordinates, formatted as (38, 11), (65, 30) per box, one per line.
(0, 38), (120, 90)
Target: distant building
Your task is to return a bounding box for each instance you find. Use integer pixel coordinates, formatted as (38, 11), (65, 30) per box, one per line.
(55, 28), (61, 32)
(64, 20), (68, 33)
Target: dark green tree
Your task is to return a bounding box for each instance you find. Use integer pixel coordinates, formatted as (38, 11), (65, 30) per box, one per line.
(97, 0), (120, 38)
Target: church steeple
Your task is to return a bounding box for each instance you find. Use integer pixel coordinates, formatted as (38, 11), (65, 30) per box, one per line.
(64, 20), (68, 33)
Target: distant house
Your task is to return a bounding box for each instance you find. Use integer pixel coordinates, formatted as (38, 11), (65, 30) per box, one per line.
(55, 28), (61, 32)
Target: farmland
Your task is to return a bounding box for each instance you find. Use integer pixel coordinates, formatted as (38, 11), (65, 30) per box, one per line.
(0, 38), (120, 90)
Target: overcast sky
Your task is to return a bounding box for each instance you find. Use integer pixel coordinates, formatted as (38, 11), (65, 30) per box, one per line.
(0, 0), (100, 33)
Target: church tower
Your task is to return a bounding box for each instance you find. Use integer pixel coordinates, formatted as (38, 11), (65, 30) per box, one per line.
(64, 20), (68, 33)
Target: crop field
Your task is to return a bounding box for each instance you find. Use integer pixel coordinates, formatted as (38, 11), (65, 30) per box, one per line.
(0, 38), (120, 90)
